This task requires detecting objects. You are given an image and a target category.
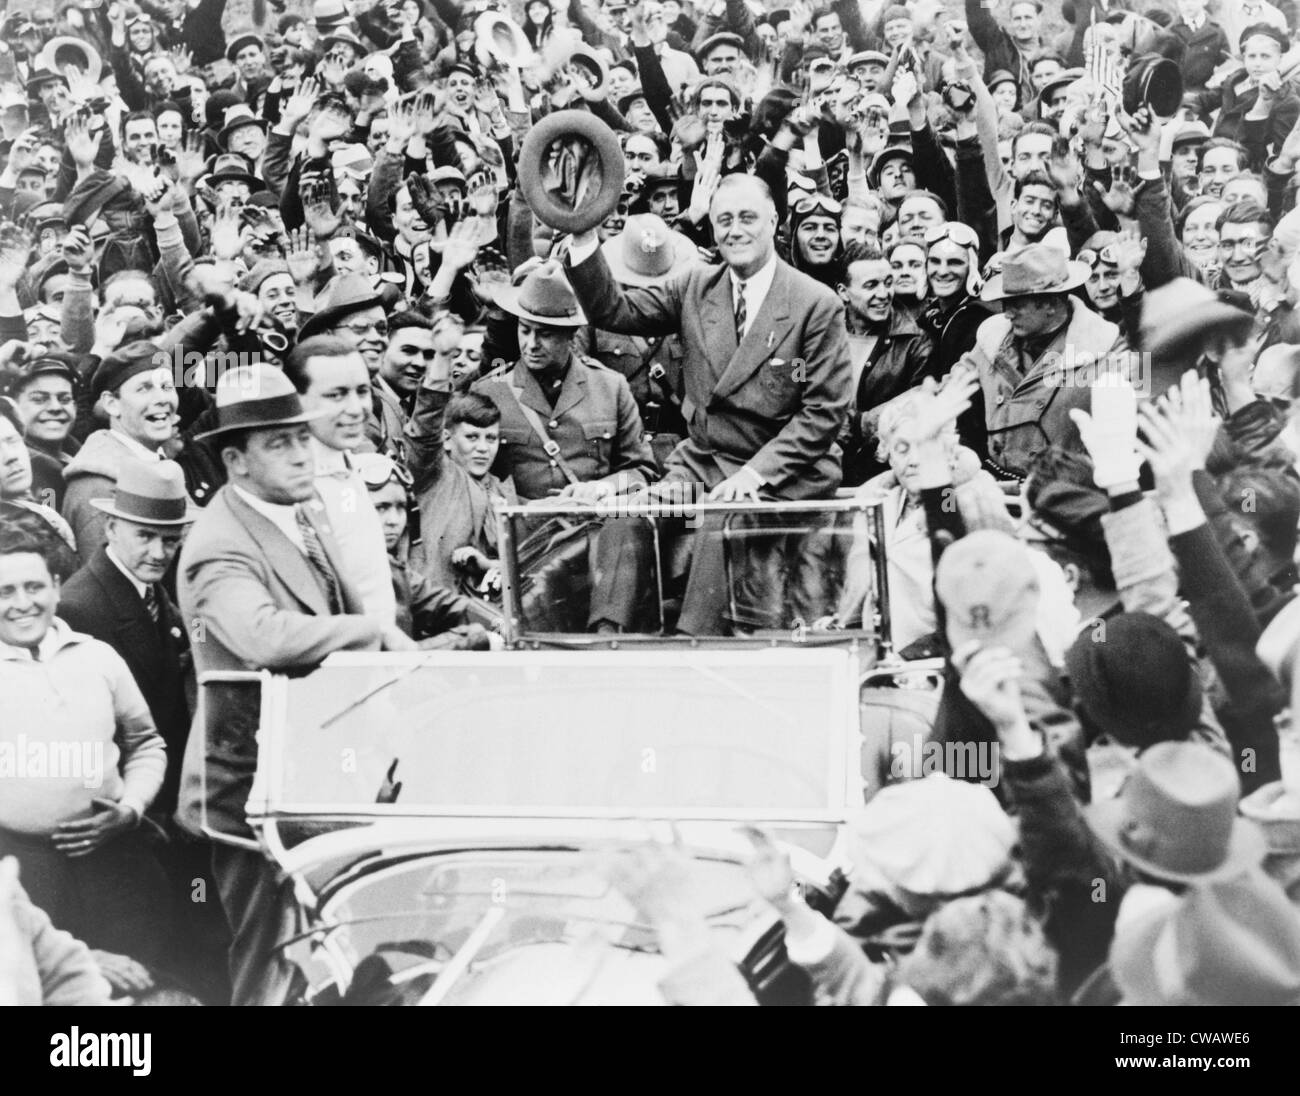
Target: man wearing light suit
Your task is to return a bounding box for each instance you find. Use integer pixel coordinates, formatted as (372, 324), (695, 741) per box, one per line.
(175, 364), (414, 1006)
(565, 174), (853, 634)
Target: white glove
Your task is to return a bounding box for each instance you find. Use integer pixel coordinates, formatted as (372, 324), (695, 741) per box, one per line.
(1068, 372), (1141, 490)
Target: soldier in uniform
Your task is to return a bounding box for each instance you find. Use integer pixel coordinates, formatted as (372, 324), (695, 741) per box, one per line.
(471, 262), (660, 632)
(964, 244), (1128, 481)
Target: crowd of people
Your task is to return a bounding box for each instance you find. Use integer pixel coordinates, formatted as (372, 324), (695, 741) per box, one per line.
(2, 0), (1300, 1007)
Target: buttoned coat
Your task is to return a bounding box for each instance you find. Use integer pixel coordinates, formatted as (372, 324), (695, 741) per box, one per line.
(58, 547), (193, 815)
(174, 486), (384, 839)
(566, 249), (852, 499)
(472, 355), (658, 501)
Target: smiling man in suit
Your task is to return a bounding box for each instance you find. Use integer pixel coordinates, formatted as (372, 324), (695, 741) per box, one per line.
(175, 364), (415, 1006)
(565, 173), (852, 633)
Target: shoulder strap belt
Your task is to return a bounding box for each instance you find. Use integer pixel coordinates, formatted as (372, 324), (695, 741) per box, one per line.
(505, 381), (581, 487)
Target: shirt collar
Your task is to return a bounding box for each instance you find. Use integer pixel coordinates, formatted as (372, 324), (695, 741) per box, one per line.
(312, 436), (352, 477)
(105, 546), (149, 600)
(231, 483), (301, 522)
(730, 251), (779, 296)
(0, 616), (80, 662)
(110, 427), (163, 462)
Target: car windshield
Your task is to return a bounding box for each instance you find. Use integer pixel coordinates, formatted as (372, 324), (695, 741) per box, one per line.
(250, 648), (859, 821)
(497, 497), (883, 641)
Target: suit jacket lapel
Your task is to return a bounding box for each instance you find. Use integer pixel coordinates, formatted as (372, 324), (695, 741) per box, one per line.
(700, 265), (737, 389)
(88, 550), (159, 668)
(713, 261), (794, 401)
(225, 490), (330, 615)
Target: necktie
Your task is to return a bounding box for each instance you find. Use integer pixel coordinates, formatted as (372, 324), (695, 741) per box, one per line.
(734, 279), (747, 338)
(295, 505), (343, 614)
(143, 585), (160, 625)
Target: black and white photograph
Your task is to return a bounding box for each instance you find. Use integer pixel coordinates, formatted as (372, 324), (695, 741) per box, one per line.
(0, 0), (1296, 1064)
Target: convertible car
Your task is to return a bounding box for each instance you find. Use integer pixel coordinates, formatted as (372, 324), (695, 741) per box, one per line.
(198, 497), (944, 1005)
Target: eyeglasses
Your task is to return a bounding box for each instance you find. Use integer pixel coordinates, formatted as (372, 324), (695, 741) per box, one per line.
(1077, 244), (1119, 268)
(793, 195), (842, 217)
(924, 222), (979, 250)
(357, 454), (414, 490)
(338, 319), (389, 338)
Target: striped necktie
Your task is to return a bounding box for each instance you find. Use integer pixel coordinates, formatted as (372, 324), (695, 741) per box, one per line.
(734, 278), (747, 338)
(143, 585), (160, 625)
(295, 505), (343, 614)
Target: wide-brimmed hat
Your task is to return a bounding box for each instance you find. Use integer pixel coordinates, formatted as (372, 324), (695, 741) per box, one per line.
(1170, 119), (1211, 150)
(195, 363), (328, 440)
(90, 459), (197, 526)
(40, 36), (102, 86)
(1038, 67), (1084, 104)
(206, 152), (262, 190)
(475, 11), (533, 68)
(323, 28), (366, 53)
(226, 33), (265, 64)
(24, 59), (67, 96)
(1139, 277), (1255, 360)
(600, 214), (698, 286)
(1123, 53), (1182, 117)
(980, 243), (1090, 302)
(494, 260), (587, 327)
(1085, 741), (1266, 885)
(1110, 866), (1300, 1005)
(298, 273), (386, 340)
(518, 109), (625, 234)
(218, 104), (269, 150)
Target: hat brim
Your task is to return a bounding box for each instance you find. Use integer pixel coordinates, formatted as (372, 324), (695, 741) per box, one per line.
(194, 405), (330, 442)
(297, 291), (388, 341)
(1085, 797), (1266, 886)
(517, 109), (626, 235)
(493, 284), (587, 327)
(1145, 303), (1256, 359)
(980, 261), (1091, 302)
(601, 231), (698, 287)
(89, 498), (199, 525)
(218, 118), (270, 149)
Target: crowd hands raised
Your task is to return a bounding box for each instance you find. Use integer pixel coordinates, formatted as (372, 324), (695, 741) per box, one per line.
(3, 0), (1300, 1007)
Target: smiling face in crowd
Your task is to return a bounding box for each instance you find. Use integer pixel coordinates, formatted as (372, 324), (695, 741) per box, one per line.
(0, 549), (57, 650)
(14, 374), (75, 448)
(105, 368), (178, 450)
(926, 240), (970, 301)
(710, 176), (778, 280)
(796, 213), (839, 267)
(841, 258), (894, 325)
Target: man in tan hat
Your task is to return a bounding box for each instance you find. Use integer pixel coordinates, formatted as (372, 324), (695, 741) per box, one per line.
(469, 260), (659, 632)
(967, 242), (1128, 479)
(176, 364), (413, 1006)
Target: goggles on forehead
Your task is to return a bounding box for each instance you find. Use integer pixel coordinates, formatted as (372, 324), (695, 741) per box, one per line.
(1077, 244), (1119, 268)
(356, 453), (414, 490)
(924, 222), (979, 250)
(793, 194), (842, 218)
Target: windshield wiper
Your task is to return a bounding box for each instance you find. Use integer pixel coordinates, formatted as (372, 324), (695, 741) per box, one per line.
(319, 658), (441, 730)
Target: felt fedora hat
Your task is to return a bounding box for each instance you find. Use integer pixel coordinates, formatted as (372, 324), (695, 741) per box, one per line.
(493, 260), (587, 327)
(1122, 52), (1183, 118)
(980, 243), (1090, 302)
(195, 363), (327, 440)
(40, 36), (102, 86)
(1085, 741), (1266, 885)
(1139, 277), (1256, 360)
(206, 152), (263, 190)
(518, 109), (626, 234)
(218, 104), (269, 151)
(600, 214), (698, 286)
(297, 272), (386, 340)
(475, 10), (533, 68)
(90, 459), (198, 526)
